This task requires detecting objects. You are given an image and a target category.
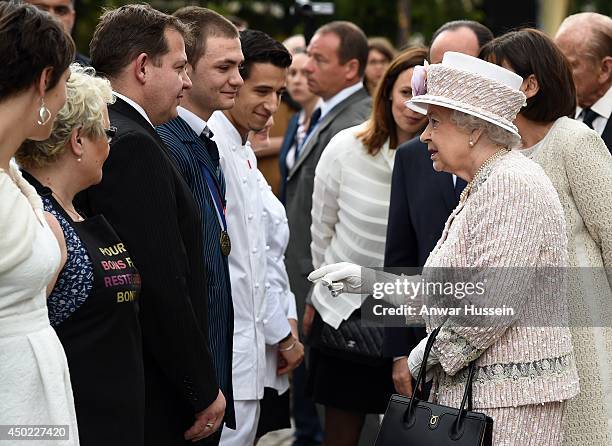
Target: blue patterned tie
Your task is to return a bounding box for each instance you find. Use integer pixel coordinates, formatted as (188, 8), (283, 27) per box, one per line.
(200, 128), (225, 194)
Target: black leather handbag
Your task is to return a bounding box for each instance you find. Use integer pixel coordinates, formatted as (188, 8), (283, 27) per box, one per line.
(374, 327), (494, 446)
(309, 304), (386, 365)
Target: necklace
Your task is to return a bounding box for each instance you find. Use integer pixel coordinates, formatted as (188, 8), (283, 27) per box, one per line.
(52, 191), (84, 222)
(459, 148), (510, 203)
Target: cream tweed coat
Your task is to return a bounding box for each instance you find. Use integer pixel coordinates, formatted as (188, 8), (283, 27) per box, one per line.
(520, 117), (612, 446)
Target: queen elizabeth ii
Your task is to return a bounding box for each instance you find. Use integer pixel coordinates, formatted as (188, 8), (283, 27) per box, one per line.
(309, 52), (579, 445)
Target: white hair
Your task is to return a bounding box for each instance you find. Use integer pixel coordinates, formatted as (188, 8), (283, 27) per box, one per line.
(450, 110), (521, 149)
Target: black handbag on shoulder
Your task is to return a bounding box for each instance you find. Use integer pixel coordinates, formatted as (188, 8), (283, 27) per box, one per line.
(374, 327), (494, 446)
(308, 302), (386, 366)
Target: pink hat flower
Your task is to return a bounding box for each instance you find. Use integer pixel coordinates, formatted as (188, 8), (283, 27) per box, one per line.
(411, 61), (429, 97)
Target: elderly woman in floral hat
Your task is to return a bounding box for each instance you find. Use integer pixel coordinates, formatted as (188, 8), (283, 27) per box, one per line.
(308, 52), (579, 445)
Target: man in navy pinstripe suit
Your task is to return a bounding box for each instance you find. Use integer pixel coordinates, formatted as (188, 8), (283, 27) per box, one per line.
(156, 7), (244, 445)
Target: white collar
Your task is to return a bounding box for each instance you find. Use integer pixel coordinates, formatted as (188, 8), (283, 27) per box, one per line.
(576, 85), (612, 120)
(177, 106), (208, 136)
(319, 82), (364, 119)
(113, 91), (154, 127)
(209, 111), (250, 149)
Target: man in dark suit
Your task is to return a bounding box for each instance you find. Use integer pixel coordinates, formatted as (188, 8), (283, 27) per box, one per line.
(279, 50), (322, 206)
(555, 12), (612, 152)
(285, 20), (371, 336)
(383, 20), (493, 397)
(156, 8), (245, 444)
(283, 21), (370, 446)
(80, 5), (224, 445)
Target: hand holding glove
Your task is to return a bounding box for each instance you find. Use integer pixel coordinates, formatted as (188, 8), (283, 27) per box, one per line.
(307, 262), (376, 296)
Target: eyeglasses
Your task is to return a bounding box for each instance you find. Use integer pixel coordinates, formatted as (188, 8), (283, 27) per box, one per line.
(104, 126), (117, 143)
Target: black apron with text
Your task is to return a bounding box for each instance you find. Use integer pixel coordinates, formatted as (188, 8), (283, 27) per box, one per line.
(55, 212), (144, 446)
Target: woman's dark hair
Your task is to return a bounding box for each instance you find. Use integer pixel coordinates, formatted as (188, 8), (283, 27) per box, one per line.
(239, 29), (292, 81)
(357, 47), (428, 155)
(479, 28), (576, 123)
(0, 0), (74, 100)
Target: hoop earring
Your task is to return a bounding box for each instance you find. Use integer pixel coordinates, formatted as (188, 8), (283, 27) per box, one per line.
(37, 97), (51, 126)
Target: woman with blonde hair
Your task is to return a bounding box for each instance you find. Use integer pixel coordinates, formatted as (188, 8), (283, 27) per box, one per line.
(0, 2), (79, 443)
(306, 47), (428, 446)
(310, 52), (580, 445)
(17, 64), (144, 446)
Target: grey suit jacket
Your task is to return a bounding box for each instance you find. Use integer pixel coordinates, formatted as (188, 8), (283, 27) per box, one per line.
(284, 86), (371, 324)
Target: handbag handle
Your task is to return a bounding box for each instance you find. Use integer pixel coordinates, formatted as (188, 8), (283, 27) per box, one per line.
(405, 326), (440, 420)
(404, 327), (476, 427)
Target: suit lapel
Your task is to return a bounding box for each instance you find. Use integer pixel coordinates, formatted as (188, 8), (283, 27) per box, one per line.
(165, 116), (221, 184)
(110, 97), (165, 147)
(288, 88), (367, 178)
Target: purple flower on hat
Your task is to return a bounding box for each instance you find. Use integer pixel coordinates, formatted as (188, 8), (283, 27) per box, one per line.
(412, 61), (429, 97)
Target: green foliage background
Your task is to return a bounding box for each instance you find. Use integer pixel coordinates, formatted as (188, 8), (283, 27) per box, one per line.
(73, 0), (611, 56)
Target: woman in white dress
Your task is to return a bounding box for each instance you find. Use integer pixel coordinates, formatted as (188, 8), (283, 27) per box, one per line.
(0, 3), (79, 444)
(481, 28), (612, 446)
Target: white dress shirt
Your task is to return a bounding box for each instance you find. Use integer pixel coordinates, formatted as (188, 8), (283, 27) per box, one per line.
(112, 91), (153, 127)
(177, 106), (208, 136)
(319, 81), (364, 120)
(299, 82), (364, 151)
(576, 85), (612, 136)
(208, 111), (291, 401)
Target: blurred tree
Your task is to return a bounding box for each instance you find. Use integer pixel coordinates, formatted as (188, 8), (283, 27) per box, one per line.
(72, 0), (610, 58)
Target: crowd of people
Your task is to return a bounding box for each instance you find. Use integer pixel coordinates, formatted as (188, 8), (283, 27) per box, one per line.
(0, 1), (610, 446)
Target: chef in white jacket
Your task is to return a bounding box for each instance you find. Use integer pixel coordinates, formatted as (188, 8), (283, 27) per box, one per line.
(209, 28), (304, 446)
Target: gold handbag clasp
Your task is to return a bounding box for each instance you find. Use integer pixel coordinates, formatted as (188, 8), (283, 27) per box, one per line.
(429, 415), (439, 427)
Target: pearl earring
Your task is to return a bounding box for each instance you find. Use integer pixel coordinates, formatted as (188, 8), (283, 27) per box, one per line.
(469, 140), (475, 147)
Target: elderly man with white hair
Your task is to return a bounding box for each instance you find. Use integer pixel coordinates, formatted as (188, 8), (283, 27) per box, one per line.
(555, 12), (612, 152)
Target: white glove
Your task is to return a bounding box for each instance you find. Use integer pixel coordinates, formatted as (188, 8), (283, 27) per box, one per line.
(307, 262), (375, 296)
(408, 335), (440, 383)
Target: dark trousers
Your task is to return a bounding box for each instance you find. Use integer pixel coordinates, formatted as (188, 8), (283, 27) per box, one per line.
(292, 360), (323, 446)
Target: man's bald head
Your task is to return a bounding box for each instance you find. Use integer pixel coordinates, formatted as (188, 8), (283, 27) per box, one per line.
(555, 12), (612, 108)
(429, 20), (493, 64)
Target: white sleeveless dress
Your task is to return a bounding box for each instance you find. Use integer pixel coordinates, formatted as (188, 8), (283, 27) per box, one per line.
(0, 165), (79, 445)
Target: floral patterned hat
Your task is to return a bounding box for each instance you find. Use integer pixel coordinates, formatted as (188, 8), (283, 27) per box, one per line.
(407, 52), (526, 136)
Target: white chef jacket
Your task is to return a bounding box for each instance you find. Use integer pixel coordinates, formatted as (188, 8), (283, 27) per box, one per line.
(208, 111), (291, 401)
(260, 175), (298, 393)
